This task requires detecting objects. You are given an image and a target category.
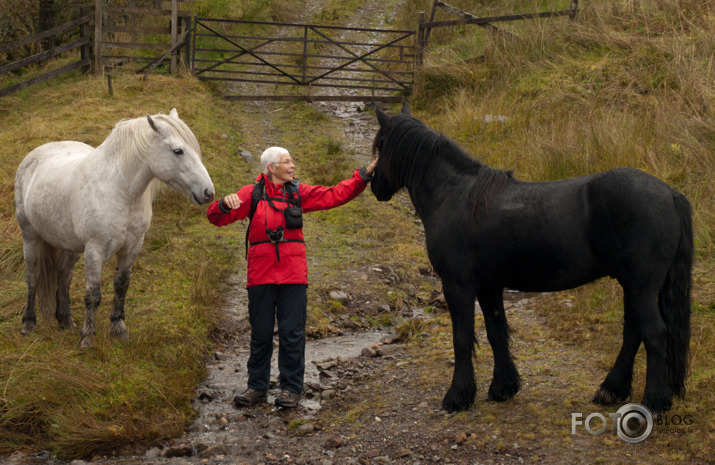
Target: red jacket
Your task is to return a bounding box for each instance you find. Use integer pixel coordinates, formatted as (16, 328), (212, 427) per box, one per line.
(207, 169), (368, 287)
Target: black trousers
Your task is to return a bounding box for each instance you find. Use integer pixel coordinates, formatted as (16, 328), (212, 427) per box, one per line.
(246, 284), (307, 394)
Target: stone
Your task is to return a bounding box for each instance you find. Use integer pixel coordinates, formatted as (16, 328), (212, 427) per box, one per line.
(376, 344), (402, 357)
(161, 444), (193, 458)
(316, 359), (338, 370)
(239, 149), (253, 162)
(455, 432), (468, 444)
(380, 333), (401, 344)
(329, 290), (349, 302)
(297, 423), (315, 435)
(198, 444), (228, 458)
(393, 447), (411, 458)
(323, 433), (344, 449)
(361, 347), (377, 357)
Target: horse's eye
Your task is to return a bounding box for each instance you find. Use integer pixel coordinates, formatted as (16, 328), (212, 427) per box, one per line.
(173, 148), (184, 155)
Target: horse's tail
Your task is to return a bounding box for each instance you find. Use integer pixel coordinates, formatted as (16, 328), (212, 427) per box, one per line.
(36, 240), (59, 316)
(658, 191), (693, 399)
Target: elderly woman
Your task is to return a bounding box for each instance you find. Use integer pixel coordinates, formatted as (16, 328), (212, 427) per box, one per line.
(207, 146), (377, 409)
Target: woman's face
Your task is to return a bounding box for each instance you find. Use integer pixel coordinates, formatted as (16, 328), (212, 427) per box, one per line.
(268, 153), (295, 185)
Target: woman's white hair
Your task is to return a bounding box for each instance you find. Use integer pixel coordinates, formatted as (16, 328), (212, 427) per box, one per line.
(261, 146), (290, 174)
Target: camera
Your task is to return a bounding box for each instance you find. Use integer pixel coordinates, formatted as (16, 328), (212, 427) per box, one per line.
(284, 205), (303, 229)
(266, 226), (284, 243)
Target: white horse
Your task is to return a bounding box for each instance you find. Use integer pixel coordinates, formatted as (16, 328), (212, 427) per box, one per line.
(15, 108), (215, 348)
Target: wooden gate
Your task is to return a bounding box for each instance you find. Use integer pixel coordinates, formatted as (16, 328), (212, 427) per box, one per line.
(191, 18), (416, 103)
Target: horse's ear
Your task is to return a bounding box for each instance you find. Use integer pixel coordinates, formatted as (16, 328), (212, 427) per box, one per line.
(170, 108), (179, 118)
(401, 101), (412, 116)
(147, 115), (158, 133)
(376, 106), (390, 127)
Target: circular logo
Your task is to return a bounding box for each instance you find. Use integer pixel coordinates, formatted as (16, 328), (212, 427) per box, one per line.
(615, 403), (653, 443)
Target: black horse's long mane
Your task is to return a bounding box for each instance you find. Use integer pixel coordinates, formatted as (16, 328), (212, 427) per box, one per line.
(373, 115), (512, 213)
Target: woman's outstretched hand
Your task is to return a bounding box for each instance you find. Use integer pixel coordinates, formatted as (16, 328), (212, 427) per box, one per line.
(366, 158), (378, 176)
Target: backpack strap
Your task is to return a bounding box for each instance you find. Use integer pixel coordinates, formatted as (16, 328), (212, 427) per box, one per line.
(245, 178), (265, 259)
(285, 179), (301, 207)
(249, 178), (265, 220)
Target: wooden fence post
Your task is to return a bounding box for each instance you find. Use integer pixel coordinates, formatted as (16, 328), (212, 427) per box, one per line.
(423, 1), (439, 52)
(417, 12), (425, 65)
(94, 0), (102, 74)
(184, 16), (192, 70)
(171, 0), (178, 73)
(80, 6), (90, 74)
(190, 15), (198, 72)
(302, 26), (308, 83)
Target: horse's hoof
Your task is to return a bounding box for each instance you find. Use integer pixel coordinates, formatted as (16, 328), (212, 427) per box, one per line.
(487, 388), (516, 402)
(58, 319), (76, 330)
(442, 397), (473, 412)
(442, 386), (476, 412)
(20, 323), (35, 336)
(80, 337), (93, 349)
(487, 377), (521, 402)
(110, 321), (128, 340)
(641, 394), (672, 414)
(593, 387), (628, 406)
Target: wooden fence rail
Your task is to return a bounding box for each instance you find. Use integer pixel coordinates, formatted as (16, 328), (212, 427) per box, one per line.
(94, 0), (191, 74)
(191, 18), (416, 102)
(1, 0), (579, 101)
(416, 0), (579, 64)
(0, 11), (93, 98)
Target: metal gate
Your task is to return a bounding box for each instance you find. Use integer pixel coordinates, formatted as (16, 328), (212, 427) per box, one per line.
(191, 18), (416, 103)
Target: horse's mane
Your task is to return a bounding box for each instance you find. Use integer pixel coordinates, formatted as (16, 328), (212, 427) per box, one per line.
(373, 115), (512, 214)
(109, 113), (202, 169)
(101, 113), (201, 206)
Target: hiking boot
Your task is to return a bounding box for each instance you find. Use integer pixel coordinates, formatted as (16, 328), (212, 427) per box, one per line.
(233, 389), (267, 407)
(275, 390), (301, 409)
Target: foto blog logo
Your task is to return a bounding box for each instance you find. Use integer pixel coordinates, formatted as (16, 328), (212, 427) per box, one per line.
(571, 403), (653, 444)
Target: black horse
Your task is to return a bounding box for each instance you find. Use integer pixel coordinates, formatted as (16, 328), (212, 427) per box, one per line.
(371, 103), (692, 414)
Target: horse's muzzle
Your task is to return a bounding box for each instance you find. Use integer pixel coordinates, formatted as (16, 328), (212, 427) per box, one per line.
(194, 187), (215, 205)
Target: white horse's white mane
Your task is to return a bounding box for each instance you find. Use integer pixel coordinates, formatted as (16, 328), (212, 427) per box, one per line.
(98, 112), (202, 206)
(107, 112), (202, 172)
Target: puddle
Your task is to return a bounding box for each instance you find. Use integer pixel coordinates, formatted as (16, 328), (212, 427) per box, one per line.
(194, 326), (392, 419)
(196, 273), (391, 409)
